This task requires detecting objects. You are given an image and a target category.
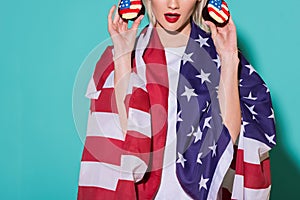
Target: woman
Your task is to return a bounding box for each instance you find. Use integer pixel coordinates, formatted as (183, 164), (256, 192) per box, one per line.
(78, 0), (276, 199)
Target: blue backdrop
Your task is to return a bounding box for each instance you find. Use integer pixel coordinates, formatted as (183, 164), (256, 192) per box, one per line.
(1, 0), (299, 199)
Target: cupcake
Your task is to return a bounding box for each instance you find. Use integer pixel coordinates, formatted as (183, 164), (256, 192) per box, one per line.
(118, 0), (145, 21)
(202, 0), (230, 27)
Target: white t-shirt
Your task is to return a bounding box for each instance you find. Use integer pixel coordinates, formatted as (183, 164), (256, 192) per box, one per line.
(155, 46), (193, 200)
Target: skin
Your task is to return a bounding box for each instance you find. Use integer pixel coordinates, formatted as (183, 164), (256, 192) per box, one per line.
(107, 5), (144, 134)
(205, 19), (241, 143)
(108, 0), (241, 142)
(150, 0), (199, 47)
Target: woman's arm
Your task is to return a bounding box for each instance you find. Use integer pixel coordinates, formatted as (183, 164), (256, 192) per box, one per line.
(107, 5), (144, 135)
(205, 18), (241, 143)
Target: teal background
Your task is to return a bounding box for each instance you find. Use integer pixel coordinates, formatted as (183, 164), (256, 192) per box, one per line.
(1, 0), (299, 199)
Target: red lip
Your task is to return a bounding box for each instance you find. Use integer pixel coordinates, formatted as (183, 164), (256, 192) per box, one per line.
(164, 13), (180, 23)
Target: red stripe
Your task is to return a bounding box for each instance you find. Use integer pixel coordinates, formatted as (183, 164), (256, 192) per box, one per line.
(123, 131), (151, 163)
(81, 136), (124, 165)
(92, 46), (114, 92)
(134, 28), (169, 200)
(82, 130), (151, 164)
(90, 88), (117, 113)
(130, 1), (142, 5)
(235, 149), (271, 189)
(78, 180), (137, 200)
(129, 87), (150, 113)
(119, 9), (140, 15)
(208, 7), (227, 22)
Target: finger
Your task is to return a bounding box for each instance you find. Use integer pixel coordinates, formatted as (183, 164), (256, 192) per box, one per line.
(205, 21), (217, 38)
(131, 15), (144, 30)
(118, 17), (126, 32)
(118, 17), (123, 24)
(113, 7), (120, 25)
(228, 16), (234, 25)
(121, 19), (128, 31)
(218, 17), (235, 34)
(108, 5), (116, 30)
(228, 17), (236, 31)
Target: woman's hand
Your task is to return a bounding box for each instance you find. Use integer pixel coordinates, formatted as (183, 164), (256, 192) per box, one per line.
(205, 18), (238, 63)
(107, 5), (144, 136)
(205, 18), (241, 143)
(108, 5), (144, 59)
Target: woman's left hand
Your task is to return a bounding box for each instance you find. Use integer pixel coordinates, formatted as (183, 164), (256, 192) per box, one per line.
(205, 18), (241, 143)
(205, 18), (238, 61)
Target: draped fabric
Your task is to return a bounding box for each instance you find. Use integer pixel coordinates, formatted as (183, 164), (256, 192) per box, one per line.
(77, 21), (276, 200)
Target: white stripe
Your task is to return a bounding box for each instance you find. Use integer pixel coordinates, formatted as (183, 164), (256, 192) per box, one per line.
(207, 140), (234, 200)
(86, 111), (100, 135)
(79, 161), (132, 190)
(232, 174), (271, 200)
(122, 13), (138, 19)
(121, 155), (148, 182)
(127, 108), (151, 138)
(103, 71), (114, 88)
(240, 137), (271, 164)
(79, 156), (147, 190)
(231, 175), (244, 200)
(222, 4), (229, 12)
(87, 112), (125, 141)
(85, 78), (101, 99)
(135, 24), (153, 84)
(208, 12), (224, 23)
(126, 73), (147, 94)
(244, 185), (271, 200)
(130, 5), (142, 9)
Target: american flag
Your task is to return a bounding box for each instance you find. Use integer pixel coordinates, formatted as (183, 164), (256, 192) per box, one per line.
(207, 0), (230, 23)
(118, 0), (143, 20)
(77, 22), (276, 199)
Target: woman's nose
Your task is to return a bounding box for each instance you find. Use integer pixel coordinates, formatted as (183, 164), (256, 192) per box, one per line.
(167, 0), (179, 10)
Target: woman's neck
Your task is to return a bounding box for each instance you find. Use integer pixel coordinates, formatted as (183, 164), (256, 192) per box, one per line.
(155, 23), (191, 48)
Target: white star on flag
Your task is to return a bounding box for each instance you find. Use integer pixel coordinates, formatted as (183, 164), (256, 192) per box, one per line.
(245, 64), (256, 75)
(193, 126), (203, 143)
(268, 108), (275, 119)
(196, 69), (211, 84)
(240, 121), (249, 134)
(265, 134), (276, 145)
(213, 55), (221, 69)
(244, 92), (258, 100)
(263, 84), (270, 93)
(239, 79), (243, 87)
(187, 125), (195, 136)
(177, 110), (183, 122)
(182, 52), (194, 65)
(209, 140), (217, 157)
(245, 104), (258, 117)
(195, 34), (210, 47)
(197, 152), (203, 164)
(177, 152), (187, 168)
(202, 101), (210, 112)
(203, 116), (212, 129)
(215, 86), (220, 99)
(199, 175), (209, 191)
(181, 86), (198, 102)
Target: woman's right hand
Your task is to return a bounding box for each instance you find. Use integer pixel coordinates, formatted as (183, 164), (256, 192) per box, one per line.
(108, 5), (144, 59)
(107, 5), (143, 135)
